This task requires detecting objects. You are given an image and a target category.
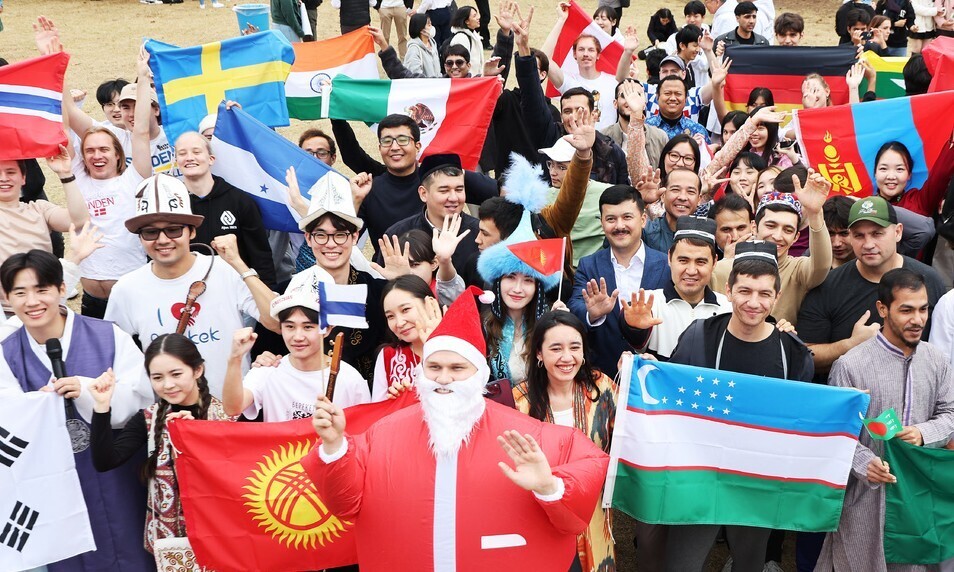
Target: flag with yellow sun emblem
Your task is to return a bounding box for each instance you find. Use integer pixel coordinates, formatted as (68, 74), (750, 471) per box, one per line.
(167, 393), (416, 571)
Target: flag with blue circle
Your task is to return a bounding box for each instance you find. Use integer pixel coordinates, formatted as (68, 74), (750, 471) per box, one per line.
(145, 31), (295, 149)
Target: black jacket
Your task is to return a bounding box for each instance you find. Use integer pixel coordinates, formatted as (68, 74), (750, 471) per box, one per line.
(668, 313), (815, 382)
(189, 176), (277, 288)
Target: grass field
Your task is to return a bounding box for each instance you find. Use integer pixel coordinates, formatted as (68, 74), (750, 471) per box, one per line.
(0, 1), (841, 569)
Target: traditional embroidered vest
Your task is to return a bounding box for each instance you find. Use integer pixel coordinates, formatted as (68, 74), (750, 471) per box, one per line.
(1, 315), (154, 571)
(142, 397), (233, 554)
(382, 345), (420, 388)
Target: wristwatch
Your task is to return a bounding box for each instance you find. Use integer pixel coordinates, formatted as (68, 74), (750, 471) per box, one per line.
(240, 268), (259, 280)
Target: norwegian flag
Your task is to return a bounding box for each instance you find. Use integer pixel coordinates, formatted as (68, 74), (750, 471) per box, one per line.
(0, 53), (70, 160)
(545, 1), (628, 97)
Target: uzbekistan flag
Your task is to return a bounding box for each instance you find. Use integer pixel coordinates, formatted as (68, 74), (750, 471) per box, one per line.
(545, 0), (627, 97)
(793, 91), (954, 197)
(322, 76), (502, 171)
(145, 31), (295, 149)
(0, 53), (69, 160)
(286, 26), (379, 120)
(862, 52), (908, 99)
(603, 355), (870, 531)
(723, 45), (856, 113)
(211, 103), (349, 233)
(168, 392), (417, 572)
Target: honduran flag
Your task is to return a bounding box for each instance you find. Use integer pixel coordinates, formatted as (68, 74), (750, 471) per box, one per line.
(723, 45), (856, 113)
(321, 76), (502, 171)
(0, 53), (69, 161)
(285, 26), (379, 120)
(545, 0), (626, 97)
(604, 355), (870, 531)
(793, 91), (954, 197)
(210, 103), (349, 233)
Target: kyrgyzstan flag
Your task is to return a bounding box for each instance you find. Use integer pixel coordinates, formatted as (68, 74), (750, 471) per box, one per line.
(792, 91), (954, 197)
(545, 0), (627, 97)
(723, 46), (856, 113)
(0, 52), (69, 160)
(508, 238), (564, 276)
(322, 76), (502, 170)
(922, 36), (954, 94)
(167, 392), (417, 571)
(285, 26), (379, 120)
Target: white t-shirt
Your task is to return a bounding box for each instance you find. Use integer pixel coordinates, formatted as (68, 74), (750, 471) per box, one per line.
(558, 71), (620, 131)
(71, 153), (146, 281)
(103, 124), (180, 177)
(104, 253), (260, 398)
(242, 358), (370, 422)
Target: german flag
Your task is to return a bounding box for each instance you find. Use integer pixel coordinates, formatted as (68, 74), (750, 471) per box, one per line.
(723, 46), (857, 114)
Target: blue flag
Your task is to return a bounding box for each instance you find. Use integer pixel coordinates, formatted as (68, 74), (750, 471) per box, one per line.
(145, 31), (295, 149)
(210, 103), (348, 233)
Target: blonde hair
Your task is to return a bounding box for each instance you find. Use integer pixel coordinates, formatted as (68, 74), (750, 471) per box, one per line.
(802, 73), (832, 106)
(174, 131), (214, 156)
(80, 126), (127, 176)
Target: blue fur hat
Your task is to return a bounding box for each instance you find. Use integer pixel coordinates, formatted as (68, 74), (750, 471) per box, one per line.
(501, 152), (550, 213)
(477, 211), (562, 290)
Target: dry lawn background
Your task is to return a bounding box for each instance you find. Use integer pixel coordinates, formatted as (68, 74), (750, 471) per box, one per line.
(0, 1), (839, 569)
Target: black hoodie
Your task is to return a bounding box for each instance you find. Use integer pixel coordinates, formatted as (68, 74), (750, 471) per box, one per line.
(189, 175), (277, 289)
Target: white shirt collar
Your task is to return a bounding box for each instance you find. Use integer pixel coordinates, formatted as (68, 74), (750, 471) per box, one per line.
(610, 242), (646, 270)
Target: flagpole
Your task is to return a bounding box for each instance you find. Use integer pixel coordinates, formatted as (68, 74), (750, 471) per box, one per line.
(557, 237), (567, 302)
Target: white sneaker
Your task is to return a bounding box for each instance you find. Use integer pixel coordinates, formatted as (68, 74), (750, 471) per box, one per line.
(212, 1), (224, 6)
(199, 2), (206, 7)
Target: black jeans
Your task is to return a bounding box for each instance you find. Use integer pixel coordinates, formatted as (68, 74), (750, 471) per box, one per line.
(81, 292), (109, 320)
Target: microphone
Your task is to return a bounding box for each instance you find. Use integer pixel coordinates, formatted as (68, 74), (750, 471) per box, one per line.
(45, 338), (67, 380)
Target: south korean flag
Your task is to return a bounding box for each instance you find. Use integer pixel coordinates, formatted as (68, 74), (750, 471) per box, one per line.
(0, 393), (95, 571)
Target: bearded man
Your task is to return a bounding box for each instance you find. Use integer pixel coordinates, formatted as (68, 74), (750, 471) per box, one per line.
(303, 287), (609, 571)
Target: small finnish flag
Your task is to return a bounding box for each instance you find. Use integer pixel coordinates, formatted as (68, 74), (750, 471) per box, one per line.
(317, 281), (368, 330)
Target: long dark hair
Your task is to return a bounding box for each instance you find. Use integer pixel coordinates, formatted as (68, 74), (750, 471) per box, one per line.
(524, 311), (600, 421)
(142, 334), (211, 481)
(380, 274), (434, 346)
(484, 275), (546, 364)
(746, 105), (780, 164)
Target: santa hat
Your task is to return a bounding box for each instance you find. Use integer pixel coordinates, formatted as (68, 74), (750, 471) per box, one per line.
(422, 286), (494, 374)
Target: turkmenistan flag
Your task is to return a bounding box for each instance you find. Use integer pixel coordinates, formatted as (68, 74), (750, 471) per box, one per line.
(862, 52), (908, 99)
(285, 26), (379, 120)
(603, 355), (871, 531)
(321, 76), (502, 171)
(883, 438), (954, 565)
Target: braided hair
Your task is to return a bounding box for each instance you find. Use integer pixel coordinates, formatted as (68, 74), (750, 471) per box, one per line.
(142, 334), (211, 481)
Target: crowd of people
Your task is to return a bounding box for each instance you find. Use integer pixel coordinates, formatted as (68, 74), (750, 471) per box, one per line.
(4, 0), (954, 570)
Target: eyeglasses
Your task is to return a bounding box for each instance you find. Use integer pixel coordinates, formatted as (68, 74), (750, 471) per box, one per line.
(667, 151), (696, 166)
(546, 160), (569, 172)
(378, 135), (415, 148)
(138, 225), (186, 241)
(308, 231), (352, 245)
(306, 149), (332, 159)
(444, 58), (468, 68)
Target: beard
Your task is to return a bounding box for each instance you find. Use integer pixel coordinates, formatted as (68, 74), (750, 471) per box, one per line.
(416, 367), (487, 459)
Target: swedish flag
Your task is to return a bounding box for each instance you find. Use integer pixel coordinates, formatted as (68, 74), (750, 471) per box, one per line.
(145, 31), (295, 149)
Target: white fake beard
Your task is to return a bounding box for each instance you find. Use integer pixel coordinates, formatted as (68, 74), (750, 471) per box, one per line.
(416, 368), (487, 459)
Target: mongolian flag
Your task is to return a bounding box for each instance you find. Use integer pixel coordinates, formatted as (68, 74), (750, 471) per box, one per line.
(792, 91), (954, 197)
(861, 52), (908, 99)
(167, 392), (417, 571)
(507, 238), (565, 276)
(145, 31), (295, 148)
(544, 0), (627, 97)
(723, 45), (857, 113)
(922, 36), (954, 93)
(0, 53), (69, 160)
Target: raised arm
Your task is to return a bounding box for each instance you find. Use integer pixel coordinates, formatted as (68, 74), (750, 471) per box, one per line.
(131, 48), (154, 179)
(542, 108), (595, 237)
(540, 2), (569, 88)
(791, 170), (833, 288)
(222, 328), (258, 417)
(211, 234), (280, 333)
(622, 81), (651, 183)
(45, 143), (90, 231)
(616, 26), (639, 83)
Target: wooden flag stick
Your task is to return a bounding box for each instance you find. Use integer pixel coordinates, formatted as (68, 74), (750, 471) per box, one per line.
(325, 332), (345, 401)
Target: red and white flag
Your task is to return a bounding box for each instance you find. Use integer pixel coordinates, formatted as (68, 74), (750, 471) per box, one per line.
(546, 1), (627, 97)
(0, 53), (69, 160)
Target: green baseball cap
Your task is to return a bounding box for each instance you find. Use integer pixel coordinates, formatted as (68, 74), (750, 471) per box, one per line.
(848, 196), (898, 228)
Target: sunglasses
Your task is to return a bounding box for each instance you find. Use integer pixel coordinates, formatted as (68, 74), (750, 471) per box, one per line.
(444, 58), (467, 68)
(138, 225), (186, 241)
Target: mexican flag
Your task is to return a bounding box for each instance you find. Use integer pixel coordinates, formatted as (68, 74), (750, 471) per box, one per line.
(603, 355), (871, 531)
(321, 76), (503, 171)
(883, 438), (954, 565)
(167, 392), (417, 571)
(285, 26), (379, 120)
(862, 52), (908, 100)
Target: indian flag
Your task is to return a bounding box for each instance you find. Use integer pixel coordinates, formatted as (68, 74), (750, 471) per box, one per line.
(603, 355), (871, 532)
(322, 76), (502, 171)
(285, 26), (379, 120)
(862, 52), (908, 99)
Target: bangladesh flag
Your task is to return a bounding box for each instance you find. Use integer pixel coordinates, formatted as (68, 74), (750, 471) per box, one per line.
(883, 438), (954, 565)
(321, 76), (502, 171)
(167, 392), (416, 571)
(604, 356), (871, 531)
